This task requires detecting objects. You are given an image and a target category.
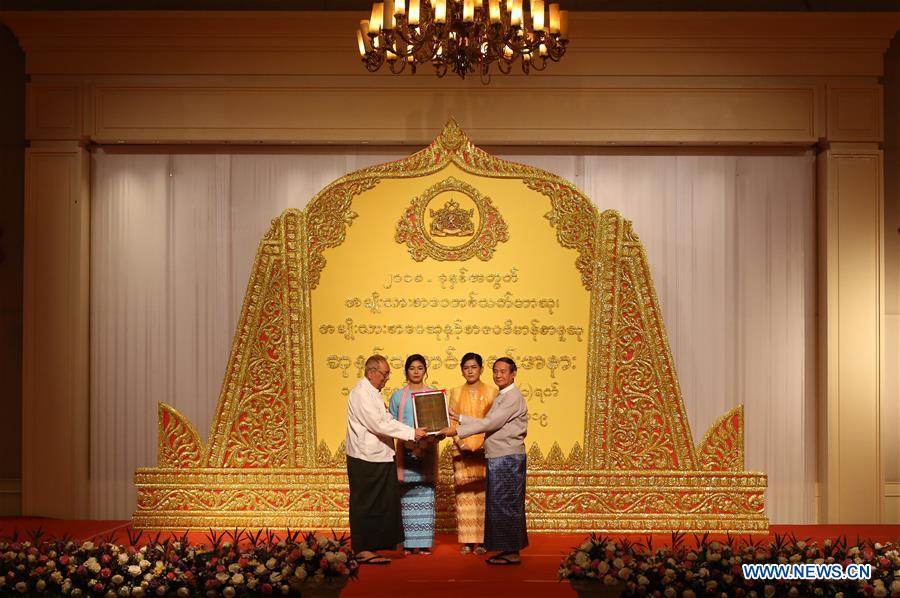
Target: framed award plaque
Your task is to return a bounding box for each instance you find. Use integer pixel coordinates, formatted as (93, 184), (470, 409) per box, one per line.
(411, 389), (449, 434)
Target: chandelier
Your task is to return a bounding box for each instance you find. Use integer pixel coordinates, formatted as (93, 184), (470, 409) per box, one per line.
(356, 0), (569, 83)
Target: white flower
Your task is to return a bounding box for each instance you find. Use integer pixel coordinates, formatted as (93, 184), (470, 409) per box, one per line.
(256, 564), (267, 575)
(266, 557), (278, 570)
(14, 582), (27, 593)
(216, 572), (229, 583)
(580, 541), (594, 551)
(118, 553), (129, 565)
(177, 589), (189, 598)
(81, 542), (95, 551)
(36, 579), (47, 591)
(317, 537), (329, 548)
(118, 587), (131, 596)
(605, 542), (617, 552)
(270, 573), (283, 583)
(891, 581), (900, 593)
(301, 549), (315, 560)
(336, 552), (347, 563)
(612, 557), (624, 569)
(51, 571), (63, 584)
(232, 573), (244, 585)
(112, 574), (124, 585)
(796, 541), (806, 549)
(617, 566), (632, 580)
(132, 589), (144, 598)
(574, 552), (589, 567)
(699, 567), (709, 578)
(294, 566), (307, 580)
(139, 559), (151, 570)
(637, 575), (649, 585)
(222, 588), (235, 598)
(228, 563), (241, 573)
(708, 551), (722, 562)
(128, 565), (141, 577)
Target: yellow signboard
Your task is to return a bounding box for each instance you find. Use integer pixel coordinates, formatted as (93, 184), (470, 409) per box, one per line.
(312, 165), (589, 454)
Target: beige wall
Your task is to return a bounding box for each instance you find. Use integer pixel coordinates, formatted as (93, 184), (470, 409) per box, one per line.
(0, 22), (23, 516)
(0, 10), (897, 523)
(884, 31), (900, 522)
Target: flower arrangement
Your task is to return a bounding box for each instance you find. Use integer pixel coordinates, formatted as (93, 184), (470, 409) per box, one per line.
(0, 528), (358, 596)
(559, 532), (900, 597)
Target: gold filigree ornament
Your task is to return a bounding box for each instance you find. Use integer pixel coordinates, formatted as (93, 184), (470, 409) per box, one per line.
(395, 176), (508, 261)
(133, 119), (768, 533)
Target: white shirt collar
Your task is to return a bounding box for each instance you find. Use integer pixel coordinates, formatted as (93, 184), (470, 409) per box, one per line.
(498, 382), (517, 396)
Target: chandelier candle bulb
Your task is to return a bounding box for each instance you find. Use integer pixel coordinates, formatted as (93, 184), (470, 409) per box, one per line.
(463, 0), (474, 22)
(369, 3), (383, 33)
(383, 0), (395, 29)
(356, 30), (367, 56)
(510, 0), (522, 26)
(435, 0), (447, 23)
(408, 0), (420, 24)
(394, 0), (405, 15)
(489, 0), (501, 23)
(359, 20), (370, 44)
(559, 9), (569, 37)
(548, 3), (560, 33)
(532, 0), (545, 31)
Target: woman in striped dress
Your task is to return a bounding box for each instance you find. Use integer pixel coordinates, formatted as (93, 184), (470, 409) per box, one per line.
(389, 354), (438, 555)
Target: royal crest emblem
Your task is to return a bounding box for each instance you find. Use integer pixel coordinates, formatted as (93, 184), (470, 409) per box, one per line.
(395, 176), (509, 262)
(429, 198), (475, 237)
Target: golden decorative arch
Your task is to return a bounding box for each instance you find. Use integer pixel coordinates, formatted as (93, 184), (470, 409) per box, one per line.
(134, 120), (767, 533)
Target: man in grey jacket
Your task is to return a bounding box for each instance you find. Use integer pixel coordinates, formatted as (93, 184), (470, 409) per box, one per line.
(442, 357), (528, 565)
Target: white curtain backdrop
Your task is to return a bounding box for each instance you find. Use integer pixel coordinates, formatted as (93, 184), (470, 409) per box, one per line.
(90, 149), (816, 524)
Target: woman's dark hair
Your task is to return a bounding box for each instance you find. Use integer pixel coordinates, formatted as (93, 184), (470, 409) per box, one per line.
(459, 352), (483, 369)
(493, 356), (517, 372)
(404, 354), (428, 381)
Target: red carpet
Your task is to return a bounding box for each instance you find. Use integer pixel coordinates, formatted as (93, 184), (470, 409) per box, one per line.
(1, 519), (898, 598)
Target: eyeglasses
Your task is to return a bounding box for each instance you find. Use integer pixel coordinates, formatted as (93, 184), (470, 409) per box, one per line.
(376, 368), (390, 378)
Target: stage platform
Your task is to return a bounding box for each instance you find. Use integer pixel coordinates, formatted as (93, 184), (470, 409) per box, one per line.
(2, 519), (898, 597)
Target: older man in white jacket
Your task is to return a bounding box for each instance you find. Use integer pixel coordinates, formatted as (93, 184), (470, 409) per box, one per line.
(346, 354), (426, 564)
